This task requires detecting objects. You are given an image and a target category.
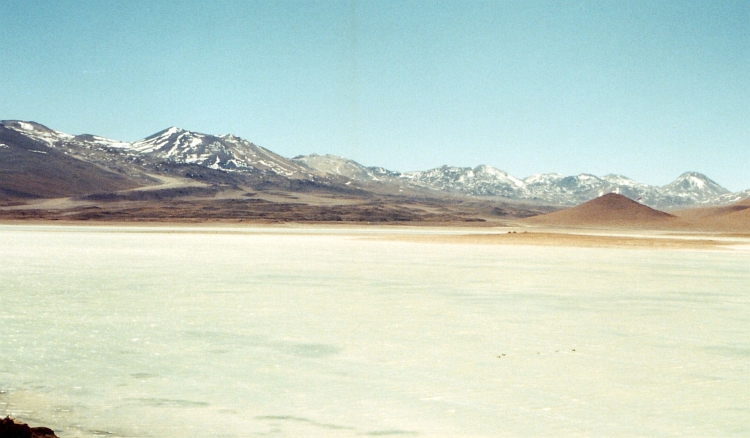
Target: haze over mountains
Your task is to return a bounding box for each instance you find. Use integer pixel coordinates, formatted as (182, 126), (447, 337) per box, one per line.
(1, 120), (747, 210)
(296, 155), (744, 209)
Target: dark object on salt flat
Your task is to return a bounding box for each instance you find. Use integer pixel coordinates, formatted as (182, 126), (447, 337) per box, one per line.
(0, 417), (58, 438)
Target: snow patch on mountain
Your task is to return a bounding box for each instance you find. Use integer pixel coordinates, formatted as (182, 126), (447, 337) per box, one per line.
(397, 165), (738, 208)
(710, 189), (750, 205)
(403, 165), (524, 197)
(293, 154), (401, 182)
(132, 127), (314, 177)
(2, 120), (315, 180)
(661, 172), (730, 204)
(2, 119), (745, 208)
(2, 120), (74, 146)
(523, 173), (565, 185)
(72, 134), (132, 149)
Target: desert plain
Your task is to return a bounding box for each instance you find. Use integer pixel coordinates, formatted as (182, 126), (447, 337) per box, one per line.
(1, 168), (749, 438)
(1, 191), (748, 437)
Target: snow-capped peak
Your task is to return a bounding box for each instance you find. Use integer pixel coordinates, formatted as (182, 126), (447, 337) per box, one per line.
(219, 133), (244, 142)
(129, 127), (315, 178)
(1, 120), (74, 144)
(473, 165), (525, 187)
(667, 171), (713, 189)
(660, 172), (730, 203)
(132, 127), (198, 155)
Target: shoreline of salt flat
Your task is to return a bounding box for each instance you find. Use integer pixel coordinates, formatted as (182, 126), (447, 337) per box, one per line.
(1, 221), (748, 251)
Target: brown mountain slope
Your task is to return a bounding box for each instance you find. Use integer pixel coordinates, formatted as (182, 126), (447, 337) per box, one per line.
(523, 193), (676, 227)
(671, 198), (750, 232)
(0, 126), (141, 201)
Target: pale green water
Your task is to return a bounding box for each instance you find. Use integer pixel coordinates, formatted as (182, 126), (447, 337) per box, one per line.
(0, 225), (748, 437)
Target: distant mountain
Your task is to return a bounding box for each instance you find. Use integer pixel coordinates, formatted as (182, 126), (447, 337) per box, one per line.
(293, 154), (740, 208)
(1, 120), (163, 186)
(660, 171), (730, 203)
(401, 165), (524, 197)
(710, 188), (750, 205)
(401, 167), (733, 209)
(0, 120), (337, 191)
(292, 154), (395, 182)
(522, 171), (731, 208)
(1, 120), (746, 209)
(0, 123), (140, 200)
(2, 120), (78, 146)
(133, 127), (315, 178)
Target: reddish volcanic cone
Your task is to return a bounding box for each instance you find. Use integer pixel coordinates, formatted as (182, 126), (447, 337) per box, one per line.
(523, 193), (676, 227)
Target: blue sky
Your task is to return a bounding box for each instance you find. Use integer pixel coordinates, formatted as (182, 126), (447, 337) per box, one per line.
(1, 1), (748, 190)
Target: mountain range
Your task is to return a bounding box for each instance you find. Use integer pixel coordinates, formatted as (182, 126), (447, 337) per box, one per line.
(294, 154), (747, 209)
(1, 120), (747, 209)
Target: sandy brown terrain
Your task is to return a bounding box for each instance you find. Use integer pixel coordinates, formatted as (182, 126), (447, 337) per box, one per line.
(0, 176), (552, 224)
(522, 193), (749, 233)
(0, 197), (526, 225)
(0, 191), (746, 253)
(377, 193), (749, 249)
(382, 229), (747, 250)
(522, 193), (676, 227)
(669, 198), (750, 231)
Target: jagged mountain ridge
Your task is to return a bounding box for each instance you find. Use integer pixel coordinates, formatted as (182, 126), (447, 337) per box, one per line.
(1, 120), (744, 208)
(133, 127), (314, 178)
(711, 188), (750, 205)
(291, 155), (738, 208)
(401, 165), (524, 198)
(0, 120), (319, 182)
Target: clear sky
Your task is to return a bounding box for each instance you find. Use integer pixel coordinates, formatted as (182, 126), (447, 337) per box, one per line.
(1, 1), (748, 191)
